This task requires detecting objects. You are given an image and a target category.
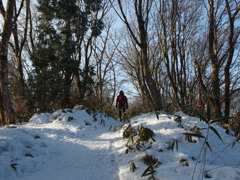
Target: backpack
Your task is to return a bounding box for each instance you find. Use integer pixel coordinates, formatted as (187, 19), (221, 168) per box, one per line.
(118, 95), (126, 105)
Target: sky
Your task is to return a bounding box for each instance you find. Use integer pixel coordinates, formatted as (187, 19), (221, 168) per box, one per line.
(0, 105), (240, 180)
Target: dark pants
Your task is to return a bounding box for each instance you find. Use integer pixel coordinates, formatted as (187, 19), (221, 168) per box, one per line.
(118, 106), (126, 121)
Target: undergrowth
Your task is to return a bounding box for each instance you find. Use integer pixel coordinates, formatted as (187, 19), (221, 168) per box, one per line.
(119, 102), (236, 180)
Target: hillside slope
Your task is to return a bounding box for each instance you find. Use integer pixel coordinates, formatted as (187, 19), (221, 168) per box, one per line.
(0, 106), (239, 180)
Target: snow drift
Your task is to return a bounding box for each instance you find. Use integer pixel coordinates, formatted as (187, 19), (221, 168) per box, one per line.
(0, 106), (239, 180)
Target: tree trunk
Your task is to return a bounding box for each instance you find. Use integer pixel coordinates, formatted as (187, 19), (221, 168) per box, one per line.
(0, 89), (6, 125)
(116, 0), (162, 111)
(12, 0), (30, 90)
(224, 0), (240, 118)
(62, 78), (71, 108)
(80, 36), (93, 100)
(138, 1), (162, 111)
(0, 0), (16, 124)
(208, 0), (222, 118)
(141, 35), (162, 110)
(62, 19), (74, 108)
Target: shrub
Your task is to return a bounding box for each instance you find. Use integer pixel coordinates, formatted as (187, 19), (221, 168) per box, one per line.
(141, 154), (161, 178)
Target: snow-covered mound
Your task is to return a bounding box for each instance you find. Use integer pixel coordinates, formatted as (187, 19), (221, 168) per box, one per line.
(116, 112), (240, 180)
(0, 106), (120, 180)
(0, 107), (239, 180)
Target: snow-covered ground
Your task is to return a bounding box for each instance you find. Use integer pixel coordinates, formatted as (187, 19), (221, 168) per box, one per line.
(0, 106), (239, 180)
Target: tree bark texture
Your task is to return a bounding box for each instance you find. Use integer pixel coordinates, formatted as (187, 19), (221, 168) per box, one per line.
(208, 0), (222, 118)
(224, 0), (240, 118)
(12, 0), (30, 90)
(0, 0), (16, 124)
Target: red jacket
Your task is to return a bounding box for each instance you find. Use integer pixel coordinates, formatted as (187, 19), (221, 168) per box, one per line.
(116, 91), (128, 107)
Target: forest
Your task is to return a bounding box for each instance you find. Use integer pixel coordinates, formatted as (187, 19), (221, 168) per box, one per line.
(0, 0), (239, 130)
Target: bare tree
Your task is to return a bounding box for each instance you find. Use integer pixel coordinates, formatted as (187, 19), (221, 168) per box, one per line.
(92, 15), (119, 109)
(0, 90), (5, 125)
(111, 0), (239, 118)
(11, 0), (29, 90)
(112, 0), (162, 111)
(223, 0), (240, 117)
(190, 0), (240, 118)
(0, 0), (17, 124)
(207, 0), (222, 118)
(155, 0), (202, 111)
(197, 0), (240, 118)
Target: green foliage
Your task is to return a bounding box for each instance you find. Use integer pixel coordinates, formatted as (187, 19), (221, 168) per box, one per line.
(230, 112), (240, 136)
(205, 171), (212, 178)
(166, 139), (179, 151)
(109, 124), (124, 132)
(174, 115), (184, 128)
(84, 0), (103, 13)
(10, 163), (18, 171)
(188, 101), (231, 126)
(91, 19), (104, 36)
(34, 135), (41, 139)
(184, 134), (197, 143)
(232, 134), (240, 147)
(79, 66), (96, 98)
(25, 153), (34, 158)
(124, 125), (155, 153)
(123, 125), (136, 139)
(142, 154), (161, 166)
(174, 115), (182, 123)
(155, 111), (160, 120)
(24, 66), (64, 113)
(67, 116), (74, 122)
(189, 126), (202, 134)
(187, 102), (224, 145)
(100, 119), (105, 126)
(129, 161), (137, 172)
(24, 0), (104, 114)
(179, 158), (189, 166)
(183, 132), (204, 143)
(138, 125), (155, 142)
(209, 126), (222, 141)
(141, 154), (161, 178)
(84, 120), (92, 126)
(188, 101), (231, 179)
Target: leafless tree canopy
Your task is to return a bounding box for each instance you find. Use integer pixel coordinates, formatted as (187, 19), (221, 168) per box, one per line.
(0, 0), (239, 125)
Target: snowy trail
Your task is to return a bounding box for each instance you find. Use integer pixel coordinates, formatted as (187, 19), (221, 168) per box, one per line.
(2, 110), (240, 180)
(14, 122), (122, 180)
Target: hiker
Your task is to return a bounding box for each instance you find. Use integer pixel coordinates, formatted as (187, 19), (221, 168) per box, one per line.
(116, 90), (128, 121)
